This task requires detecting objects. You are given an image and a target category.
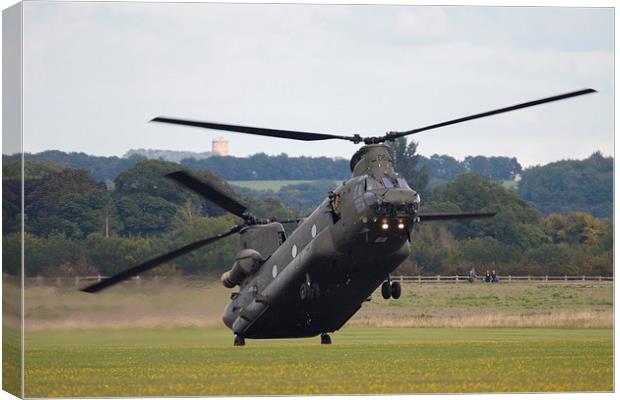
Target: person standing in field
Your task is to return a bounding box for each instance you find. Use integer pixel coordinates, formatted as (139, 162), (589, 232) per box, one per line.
(468, 267), (477, 283)
(485, 270), (491, 283)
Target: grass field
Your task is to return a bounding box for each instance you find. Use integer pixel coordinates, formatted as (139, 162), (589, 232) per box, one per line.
(22, 281), (613, 330)
(229, 180), (339, 191)
(21, 327), (612, 396)
(10, 281), (613, 396)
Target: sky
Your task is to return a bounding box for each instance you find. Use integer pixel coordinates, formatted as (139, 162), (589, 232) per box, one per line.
(16, 2), (614, 167)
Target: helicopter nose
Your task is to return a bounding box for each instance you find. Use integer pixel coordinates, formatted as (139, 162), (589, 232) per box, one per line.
(373, 188), (420, 217)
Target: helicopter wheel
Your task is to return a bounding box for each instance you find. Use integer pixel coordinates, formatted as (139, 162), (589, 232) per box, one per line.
(320, 333), (332, 345)
(299, 282), (311, 301)
(381, 281), (391, 299)
(391, 281), (402, 299)
(234, 335), (245, 346)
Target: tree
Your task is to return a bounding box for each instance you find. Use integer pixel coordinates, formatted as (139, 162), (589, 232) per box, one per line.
(518, 152), (612, 218)
(427, 173), (546, 249)
(544, 212), (605, 245)
(423, 154), (464, 180)
(25, 168), (105, 236)
(114, 193), (179, 236)
(464, 156), (522, 180)
(387, 137), (429, 194)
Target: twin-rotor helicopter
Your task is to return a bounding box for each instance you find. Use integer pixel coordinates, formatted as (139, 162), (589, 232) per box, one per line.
(82, 89), (595, 346)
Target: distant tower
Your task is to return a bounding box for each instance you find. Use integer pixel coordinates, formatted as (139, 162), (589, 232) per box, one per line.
(212, 136), (229, 156)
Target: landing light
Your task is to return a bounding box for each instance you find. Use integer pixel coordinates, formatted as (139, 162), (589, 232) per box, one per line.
(381, 222), (389, 230)
(397, 222), (405, 230)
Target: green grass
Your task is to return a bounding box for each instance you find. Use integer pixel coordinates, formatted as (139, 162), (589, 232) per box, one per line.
(22, 327), (612, 396)
(20, 282), (612, 330)
(229, 180), (338, 191)
(356, 282), (612, 328)
(502, 180), (519, 190)
(376, 282), (611, 310)
(3, 325), (21, 397)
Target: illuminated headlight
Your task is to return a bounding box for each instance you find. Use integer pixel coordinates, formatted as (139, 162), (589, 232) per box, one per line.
(381, 222), (389, 230)
(397, 222), (405, 229)
(362, 216), (368, 224)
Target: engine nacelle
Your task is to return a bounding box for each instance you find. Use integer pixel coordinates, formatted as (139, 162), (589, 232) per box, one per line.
(221, 248), (264, 288)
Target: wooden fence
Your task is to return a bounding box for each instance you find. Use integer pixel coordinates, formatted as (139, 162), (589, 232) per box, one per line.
(392, 275), (613, 283)
(25, 274), (614, 288)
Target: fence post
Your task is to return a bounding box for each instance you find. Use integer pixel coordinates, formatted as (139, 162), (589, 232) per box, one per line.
(56, 277), (61, 287)
(545, 275), (548, 281)
(136, 275), (141, 287)
(74, 276), (80, 287)
(527, 275), (530, 281)
(564, 275), (567, 282)
(436, 275), (440, 282)
(400, 275), (403, 283)
(599, 276), (602, 282)
(582, 275), (585, 282)
(456, 275), (459, 283)
(418, 275), (421, 283)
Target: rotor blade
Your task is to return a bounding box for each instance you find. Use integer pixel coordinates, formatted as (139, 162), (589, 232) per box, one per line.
(388, 88), (597, 140)
(166, 170), (248, 218)
(81, 227), (241, 293)
(152, 117), (360, 143)
(418, 212), (496, 222)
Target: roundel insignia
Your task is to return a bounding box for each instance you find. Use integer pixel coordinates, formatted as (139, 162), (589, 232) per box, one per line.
(272, 265), (278, 278)
(311, 224), (317, 238)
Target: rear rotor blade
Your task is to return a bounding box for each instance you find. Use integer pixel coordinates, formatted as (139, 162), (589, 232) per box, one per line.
(152, 117), (360, 143)
(387, 89), (597, 140)
(81, 227), (240, 293)
(167, 170), (248, 219)
(418, 212), (496, 222)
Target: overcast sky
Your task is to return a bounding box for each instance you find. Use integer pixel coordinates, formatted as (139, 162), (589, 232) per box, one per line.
(18, 2), (613, 167)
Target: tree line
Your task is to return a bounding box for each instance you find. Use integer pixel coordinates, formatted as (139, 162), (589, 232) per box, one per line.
(517, 151), (612, 219)
(2, 144), (612, 278)
(6, 148), (522, 183)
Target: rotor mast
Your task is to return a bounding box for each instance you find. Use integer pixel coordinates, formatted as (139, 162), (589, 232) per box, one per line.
(349, 144), (395, 178)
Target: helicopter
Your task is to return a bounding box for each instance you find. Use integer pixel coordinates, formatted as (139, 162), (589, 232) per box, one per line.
(82, 88), (595, 346)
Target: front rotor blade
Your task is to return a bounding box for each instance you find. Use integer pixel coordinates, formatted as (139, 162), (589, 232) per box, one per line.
(152, 117), (359, 143)
(81, 227), (240, 293)
(388, 88), (596, 140)
(418, 212), (496, 222)
(167, 170), (248, 219)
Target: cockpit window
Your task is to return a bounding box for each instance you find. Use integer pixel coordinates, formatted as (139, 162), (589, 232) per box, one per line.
(382, 177), (395, 188)
(365, 177), (382, 191)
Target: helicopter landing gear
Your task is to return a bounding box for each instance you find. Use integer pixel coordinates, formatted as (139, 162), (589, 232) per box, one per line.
(320, 333), (332, 345)
(381, 278), (402, 299)
(381, 281), (391, 299)
(391, 281), (401, 299)
(234, 335), (245, 346)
